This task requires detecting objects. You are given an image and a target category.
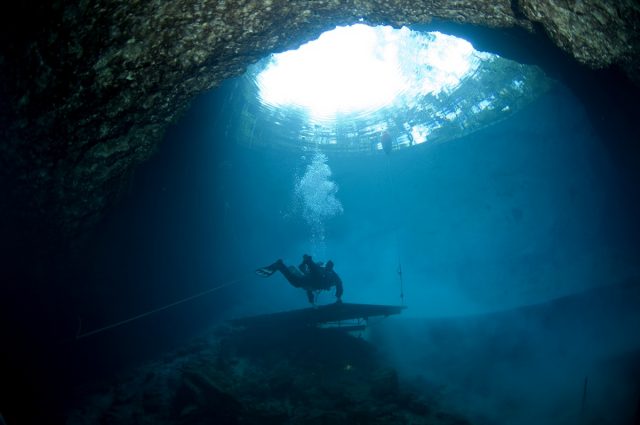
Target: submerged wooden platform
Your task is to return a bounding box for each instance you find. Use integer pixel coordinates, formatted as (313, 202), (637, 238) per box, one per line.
(230, 302), (406, 330)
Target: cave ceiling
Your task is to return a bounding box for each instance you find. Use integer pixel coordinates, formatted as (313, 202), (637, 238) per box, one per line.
(0, 0), (639, 242)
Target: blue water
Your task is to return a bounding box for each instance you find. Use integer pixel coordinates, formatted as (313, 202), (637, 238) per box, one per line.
(1, 75), (639, 424)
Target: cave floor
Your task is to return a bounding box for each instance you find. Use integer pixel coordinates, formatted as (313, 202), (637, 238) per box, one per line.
(66, 325), (468, 425)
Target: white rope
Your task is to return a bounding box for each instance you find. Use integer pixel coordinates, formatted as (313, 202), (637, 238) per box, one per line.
(385, 154), (406, 306)
(76, 276), (247, 339)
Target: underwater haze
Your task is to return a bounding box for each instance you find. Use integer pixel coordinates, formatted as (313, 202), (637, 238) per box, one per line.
(1, 32), (640, 425)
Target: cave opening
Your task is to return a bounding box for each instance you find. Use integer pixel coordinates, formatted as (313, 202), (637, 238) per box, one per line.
(232, 24), (551, 153)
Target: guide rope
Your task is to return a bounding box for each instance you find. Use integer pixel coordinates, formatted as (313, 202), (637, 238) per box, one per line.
(384, 152), (405, 306)
(75, 275), (249, 340)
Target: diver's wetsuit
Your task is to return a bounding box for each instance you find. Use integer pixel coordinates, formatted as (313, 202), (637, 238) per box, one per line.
(269, 256), (343, 304)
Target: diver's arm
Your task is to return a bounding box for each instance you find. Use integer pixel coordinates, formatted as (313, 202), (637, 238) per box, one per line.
(300, 255), (314, 272)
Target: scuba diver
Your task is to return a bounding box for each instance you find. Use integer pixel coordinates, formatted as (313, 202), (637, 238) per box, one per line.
(256, 254), (343, 304)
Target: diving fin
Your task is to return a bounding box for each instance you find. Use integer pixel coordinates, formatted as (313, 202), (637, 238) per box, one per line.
(255, 259), (283, 277)
(255, 266), (277, 277)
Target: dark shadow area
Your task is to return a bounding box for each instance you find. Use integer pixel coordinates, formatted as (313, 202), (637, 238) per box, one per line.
(0, 85), (240, 424)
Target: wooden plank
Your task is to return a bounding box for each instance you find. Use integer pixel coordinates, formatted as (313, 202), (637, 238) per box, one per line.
(230, 302), (406, 329)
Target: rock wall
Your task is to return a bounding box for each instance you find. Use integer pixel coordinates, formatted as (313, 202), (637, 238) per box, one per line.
(0, 0), (638, 241)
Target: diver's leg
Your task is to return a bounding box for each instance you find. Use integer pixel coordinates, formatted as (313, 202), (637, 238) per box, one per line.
(335, 280), (343, 302)
(306, 289), (315, 304)
(277, 264), (306, 288)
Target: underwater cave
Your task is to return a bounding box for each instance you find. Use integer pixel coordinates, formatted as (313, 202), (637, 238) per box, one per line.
(1, 2), (640, 425)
